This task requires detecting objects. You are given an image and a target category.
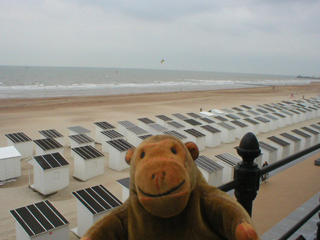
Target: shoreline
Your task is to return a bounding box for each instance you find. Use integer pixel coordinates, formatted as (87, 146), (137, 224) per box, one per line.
(1, 82), (320, 239)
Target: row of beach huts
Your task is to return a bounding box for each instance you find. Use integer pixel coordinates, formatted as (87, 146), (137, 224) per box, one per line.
(3, 97), (320, 239)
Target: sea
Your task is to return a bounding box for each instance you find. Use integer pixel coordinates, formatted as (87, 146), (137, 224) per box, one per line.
(0, 65), (317, 99)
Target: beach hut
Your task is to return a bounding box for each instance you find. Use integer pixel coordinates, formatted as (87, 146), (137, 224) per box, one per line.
(229, 120), (249, 139)
(166, 121), (186, 132)
(71, 184), (122, 238)
(107, 139), (134, 171)
(198, 117), (216, 125)
(27, 152), (69, 195)
(117, 177), (130, 202)
(39, 129), (64, 146)
(137, 117), (156, 131)
(259, 141), (278, 164)
(254, 117), (271, 133)
(240, 104), (252, 110)
(214, 122), (236, 143)
(279, 132), (302, 154)
(33, 138), (64, 156)
(126, 126), (149, 146)
(210, 109), (226, 116)
(148, 123), (169, 135)
(186, 112), (202, 119)
(183, 119), (203, 131)
(263, 114), (279, 130)
(69, 134), (95, 156)
(214, 153), (241, 184)
(100, 129), (124, 152)
(301, 127), (320, 145)
(236, 112), (251, 119)
(289, 109), (303, 122)
(72, 145), (105, 181)
(266, 136), (290, 161)
(213, 116), (229, 123)
(117, 120), (137, 139)
(137, 134), (153, 145)
(255, 108), (269, 115)
(163, 130), (187, 142)
(291, 129), (312, 149)
(199, 125), (221, 148)
(0, 146), (21, 181)
(10, 200), (69, 240)
(5, 132), (33, 159)
(247, 109), (260, 117)
(172, 113), (189, 125)
(155, 114), (173, 126)
(195, 155), (223, 187)
(68, 126), (92, 138)
(272, 112), (288, 127)
(310, 123), (320, 132)
(232, 107), (244, 112)
(199, 111), (215, 118)
(279, 109), (294, 125)
(225, 114), (241, 121)
(93, 121), (115, 144)
(242, 118), (260, 135)
(183, 129), (206, 151)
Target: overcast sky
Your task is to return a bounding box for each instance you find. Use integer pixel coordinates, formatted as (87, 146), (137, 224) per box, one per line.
(1, 0), (319, 76)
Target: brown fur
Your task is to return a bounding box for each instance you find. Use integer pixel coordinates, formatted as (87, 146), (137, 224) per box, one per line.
(81, 135), (259, 240)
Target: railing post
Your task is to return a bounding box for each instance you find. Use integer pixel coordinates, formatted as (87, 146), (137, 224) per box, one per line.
(234, 132), (261, 216)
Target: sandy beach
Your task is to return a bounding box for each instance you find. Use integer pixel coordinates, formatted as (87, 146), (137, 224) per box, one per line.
(1, 82), (320, 239)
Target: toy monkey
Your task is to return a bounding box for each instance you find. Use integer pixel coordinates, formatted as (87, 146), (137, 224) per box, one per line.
(82, 135), (259, 240)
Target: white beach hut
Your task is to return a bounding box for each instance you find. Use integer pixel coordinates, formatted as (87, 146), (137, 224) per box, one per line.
(214, 153), (241, 184)
(198, 117), (216, 125)
(68, 126), (92, 137)
(199, 125), (221, 148)
(117, 120), (138, 139)
(259, 141), (278, 164)
(33, 138), (64, 156)
(39, 129), (64, 146)
(69, 133), (94, 148)
(162, 130), (187, 142)
(148, 123), (169, 135)
(126, 126), (149, 147)
(291, 129), (312, 149)
(278, 110), (294, 125)
(172, 113), (189, 125)
(214, 122), (236, 143)
(183, 128), (206, 151)
(266, 136), (290, 161)
(279, 132), (302, 155)
(183, 119), (203, 131)
(213, 116), (229, 123)
(195, 155), (224, 187)
(137, 117), (156, 131)
(93, 121), (116, 144)
(117, 177), (130, 202)
(289, 109), (303, 123)
(100, 129), (124, 153)
(72, 145), (105, 181)
(242, 118), (260, 135)
(71, 185), (122, 238)
(136, 134), (153, 146)
(225, 113), (241, 121)
(236, 112), (251, 119)
(5, 132), (33, 159)
(264, 114), (279, 130)
(27, 152), (69, 195)
(272, 113), (287, 128)
(301, 127), (320, 145)
(254, 117), (271, 133)
(229, 120), (249, 139)
(186, 112), (203, 119)
(166, 121), (186, 132)
(10, 200), (69, 240)
(155, 114), (173, 126)
(0, 146), (21, 181)
(107, 139), (134, 171)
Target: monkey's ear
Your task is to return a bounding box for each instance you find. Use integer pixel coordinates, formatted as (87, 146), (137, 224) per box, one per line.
(185, 142), (199, 160)
(125, 148), (136, 165)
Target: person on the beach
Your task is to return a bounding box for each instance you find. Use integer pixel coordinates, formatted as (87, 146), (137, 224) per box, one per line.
(261, 161), (269, 183)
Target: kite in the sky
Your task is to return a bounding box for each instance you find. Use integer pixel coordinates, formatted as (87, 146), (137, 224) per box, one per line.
(161, 59), (165, 64)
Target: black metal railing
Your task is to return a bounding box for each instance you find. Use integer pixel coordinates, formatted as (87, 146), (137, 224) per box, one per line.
(218, 132), (320, 239)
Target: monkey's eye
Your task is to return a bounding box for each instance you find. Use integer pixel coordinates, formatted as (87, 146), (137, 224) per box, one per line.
(171, 147), (177, 154)
(140, 151), (145, 158)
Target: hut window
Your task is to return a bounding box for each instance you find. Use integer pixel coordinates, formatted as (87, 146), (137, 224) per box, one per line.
(54, 171), (60, 180)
